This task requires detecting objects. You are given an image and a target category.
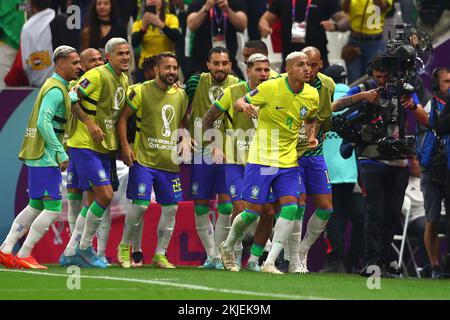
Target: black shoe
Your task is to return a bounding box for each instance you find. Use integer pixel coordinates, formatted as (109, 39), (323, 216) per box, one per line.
(431, 265), (444, 279)
(381, 261), (402, 278)
(360, 263), (380, 277)
(275, 259), (290, 273)
(420, 264), (433, 278)
(132, 251), (143, 264)
(319, 260), (346, 273)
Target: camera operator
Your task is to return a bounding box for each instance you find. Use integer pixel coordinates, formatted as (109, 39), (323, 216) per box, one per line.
(418, 67), (450, 278)
(332, 53), (428, 278)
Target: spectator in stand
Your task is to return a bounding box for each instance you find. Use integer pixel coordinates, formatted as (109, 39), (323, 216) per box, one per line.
(0, 0), (26, 86)
(245, 0), (268, 40)
(186, 0), (248, 80)
(341, 0), (392, 84)
(80, 0), (127, 54)
(4, 0), (79, 87)
(258, 0), (350, 72)
(131, 0), (181, 83)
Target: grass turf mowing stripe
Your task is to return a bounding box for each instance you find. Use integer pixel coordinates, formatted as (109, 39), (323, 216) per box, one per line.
(0, 269), (332, 300)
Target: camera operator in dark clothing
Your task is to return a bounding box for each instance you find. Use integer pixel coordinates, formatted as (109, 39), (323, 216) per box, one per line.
(332, 53), (428, 277)
(422, 67), (450, 278)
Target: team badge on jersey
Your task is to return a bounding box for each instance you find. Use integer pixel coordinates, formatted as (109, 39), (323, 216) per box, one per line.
(67, 172), (73, 184)
(230, 185), (236, 197)
(251, 186), (260, 199)
(299, 106), (308, 119)
(129, 89), (136, 102)
(191, 182), (199, 195)
(98, 169), (107, 181)
(249, 88), (259, 97)
(138, 183), (146, 195)
(80, 78), (91, 89)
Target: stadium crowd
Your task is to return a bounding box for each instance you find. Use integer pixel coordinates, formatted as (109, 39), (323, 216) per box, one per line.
(0, 0), (449, 279)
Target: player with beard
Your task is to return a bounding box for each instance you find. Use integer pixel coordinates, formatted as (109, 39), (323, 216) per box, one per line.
(185, 46), (239, 269)
(59, 38), (130, 268)
(116, 53), (192, 268)
(203, 53), (275, 272)
(65, 48), (114, 266)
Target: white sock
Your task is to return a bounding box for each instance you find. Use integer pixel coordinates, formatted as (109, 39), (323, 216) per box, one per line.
(64, 213), (86, 256)
(132, 220), (144, 253)
(0, 205), (41, 253)
(288, 219), (303, 264)
(299, 214), (329, 255)
(223, 213), (253, 249)
(67, 199), (82, 234)
(213, 213), (232, 258)
(17, 210), (59, 258)
(155, 205), (178, 255)
(79, 212), (103, 250)
(265, 217), (294, 265)
(195, 213), (215, 259)
(121, 204), (147, 246)
(96, 206), (111, 257)
(234, 233), (244, 264)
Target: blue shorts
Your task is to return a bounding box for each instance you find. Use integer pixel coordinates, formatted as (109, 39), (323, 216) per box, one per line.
(298, 156), (332, 195)
(190, 157), (228, 199)
(67, 150), (119, 192)
(242, 164), (300, 204)
(68, 147), (111, 192)
(66, 159), (79, 189)
(27, 166), (62, 200)
(127, 162), (183, 204)
(225, 164), (245, 202)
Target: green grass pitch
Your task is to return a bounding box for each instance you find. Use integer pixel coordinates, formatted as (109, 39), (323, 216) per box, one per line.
(1, 266), (450, 300)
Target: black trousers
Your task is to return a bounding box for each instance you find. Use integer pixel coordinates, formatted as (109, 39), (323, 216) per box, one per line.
(359, 162), (409, 265)
(325, 183), (365, 270)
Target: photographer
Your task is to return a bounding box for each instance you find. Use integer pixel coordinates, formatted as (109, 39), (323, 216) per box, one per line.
(332, 53), (428, 278)
(418, 67), (450, 278)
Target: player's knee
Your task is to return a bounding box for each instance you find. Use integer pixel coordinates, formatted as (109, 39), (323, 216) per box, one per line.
(97, 188), (113, 206)
(279, 204), (298, 221)
(315, 208), (333, 220)
(194, 204), (210, 217)
(218, 202), (233, 215)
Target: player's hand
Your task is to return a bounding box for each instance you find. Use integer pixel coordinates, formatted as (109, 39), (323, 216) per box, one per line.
(59, 160), (69, 172)
(86, 120), (106, 143)
(178, 136), (195, 162)
(308, 137), (319, 149)
(211, 145), (226, 164)
(320, 20), (336, 31)
(243, 103), (259, 119)
(121, 145), (136, 167)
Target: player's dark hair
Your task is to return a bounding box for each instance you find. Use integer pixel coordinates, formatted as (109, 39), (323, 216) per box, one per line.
(208, 46), (230, 61)
(244, 40), (268, 56)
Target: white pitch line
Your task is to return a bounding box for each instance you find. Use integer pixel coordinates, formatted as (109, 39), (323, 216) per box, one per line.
(0, 269), (332, 300)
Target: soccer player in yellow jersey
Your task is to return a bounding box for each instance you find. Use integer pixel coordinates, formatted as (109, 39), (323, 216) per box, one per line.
(65, 48), (113, 265)
(116, 53), (191, 269)
(60, 38), (130, 268)
(203, 53), (274, 272)
(234, 51), (319, 274)
(185, 47), (239, 269)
